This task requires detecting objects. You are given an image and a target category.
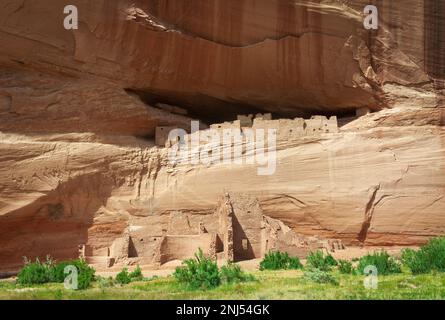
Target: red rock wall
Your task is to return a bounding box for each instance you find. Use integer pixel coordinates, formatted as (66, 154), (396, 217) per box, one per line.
(0, 0), (444, 270)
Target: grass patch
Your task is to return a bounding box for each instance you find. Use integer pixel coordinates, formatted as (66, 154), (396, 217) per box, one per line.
(303, 269), (339, 285)
(2, 270), (445, 300)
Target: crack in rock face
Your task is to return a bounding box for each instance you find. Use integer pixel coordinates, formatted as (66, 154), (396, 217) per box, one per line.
(358, 184), (381, 243)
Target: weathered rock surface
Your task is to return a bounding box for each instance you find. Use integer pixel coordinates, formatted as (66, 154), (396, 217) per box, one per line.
(0, 0), (444, 271)
(1, 0), (443, 116)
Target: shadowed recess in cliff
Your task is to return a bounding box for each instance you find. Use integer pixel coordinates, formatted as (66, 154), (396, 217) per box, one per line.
(0, 173), (115, 271)
(125, 87), (356, 125)
(126, 88), (298, 123)
(424, 0), (445, 80)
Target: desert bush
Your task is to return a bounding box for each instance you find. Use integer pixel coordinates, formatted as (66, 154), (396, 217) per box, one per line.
(306, 250), (337, 271)
(74, 260), (96, 290)
(402, 237), (445, 274)
(115, 265), (143, 284)
(17, 257), (95, 289)
(356, 251), (401, 275)
(48, 261), (70, 283)
(174, 248), (220, 290)
(129, 265), (144, 281)
(420, 237), (445, 271)
(51, 259), (95, 290)
(17, 257), (51, 285)
(401, 248), (431, 274)
(303, 269), (339, 285)
(220, 263), (255, 284)
(338, 259), (353, 274)
(259, 251), (303, 271)
(116, 268), (132, 285)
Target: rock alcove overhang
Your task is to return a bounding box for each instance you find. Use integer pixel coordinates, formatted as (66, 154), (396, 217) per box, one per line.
(126, 87), (363, 127)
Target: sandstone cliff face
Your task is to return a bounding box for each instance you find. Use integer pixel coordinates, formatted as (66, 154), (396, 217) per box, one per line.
(1, 0), (443, 116)
(0, 0), (444, 271)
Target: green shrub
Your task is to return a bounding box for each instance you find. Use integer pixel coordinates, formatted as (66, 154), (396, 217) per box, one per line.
(220, 263), (255, 284)
(17, 257), (95, 290)
(402, 248), (432, 274)
(174, 248), (220, 290)
(325, 254), (338, 267)
(74, 260), (95, 290)
(17, 258), (51, 285)
(338, 259), (353, 274)
(356, 251), (401, 275)
(51, 259), (95, 290)
(48, 261), (70, 283)
(129, 265), (143, 282)
(402, 237), (445, 274)
(421, 237), (445, 271)
(303, 269), (339, 285)
(116, 268), (132, 285)
(259, 251), (303, 271)
(306, 250), (337, 271)
(115, 266), (143, 285)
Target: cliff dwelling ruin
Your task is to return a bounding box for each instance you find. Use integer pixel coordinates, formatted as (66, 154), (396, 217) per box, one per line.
(155, 113), (339, 148)
(83, 193), (344, 268)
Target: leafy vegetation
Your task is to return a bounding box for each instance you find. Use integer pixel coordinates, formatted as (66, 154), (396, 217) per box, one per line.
(220, 263), (255, 284)
(48, 259), (95, 290)
(17, 257), (51, 286)
(116, 268), (132, 285)
(129, 266), (144, 282)
(402, 237), (445, 274)
(75, 261), (96, 290)
(401, 249), (431, 274)
(306, 250), (338, 271)
(259, 251), (303, 271)
(174, 249), (255, 290)
(338, 259), (353, 274)
(16, 257), (95, 290)
(174, 249), (221, 290)
(48, 261), (71, 283)
(111, 266), (144, 285)
(356, 251), (402, 275)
